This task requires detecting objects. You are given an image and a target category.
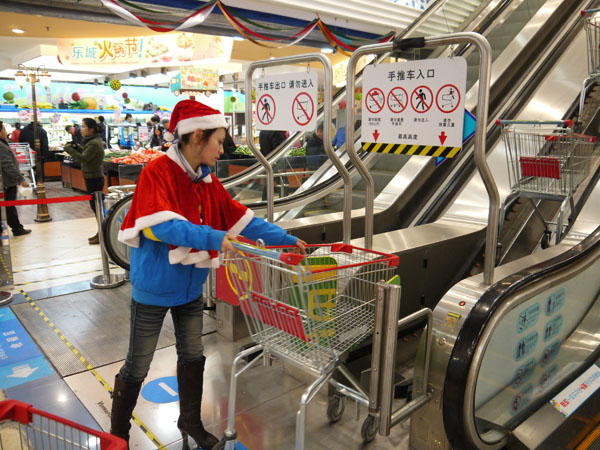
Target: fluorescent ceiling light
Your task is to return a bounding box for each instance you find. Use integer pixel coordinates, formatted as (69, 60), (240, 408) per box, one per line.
(321, 47), (334, 54)
(232, 36), (245, 41)
(11, 29), (25, 34)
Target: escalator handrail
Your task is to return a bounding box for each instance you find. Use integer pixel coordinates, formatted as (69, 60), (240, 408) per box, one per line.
(442, 224), (600, 449)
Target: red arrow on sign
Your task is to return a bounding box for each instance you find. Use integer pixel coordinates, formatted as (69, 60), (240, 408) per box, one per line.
(439, 131), (447, 145)
(373, 129), (380, 141)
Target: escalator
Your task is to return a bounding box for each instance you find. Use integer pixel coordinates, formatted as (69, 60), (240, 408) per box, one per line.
(409, 222), (600, 449)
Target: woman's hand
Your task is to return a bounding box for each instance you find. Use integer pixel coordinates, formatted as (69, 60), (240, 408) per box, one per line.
(296, 238), (307, 254)
(221, 233), (237, 253)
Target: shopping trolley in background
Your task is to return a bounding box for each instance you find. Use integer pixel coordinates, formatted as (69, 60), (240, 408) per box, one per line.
(9, 143), (36, 188)
(0, 399), (125, 449)
(216, 242), (398, 450)
(579, 9), (600, 127)
(497, 119), (596, 246)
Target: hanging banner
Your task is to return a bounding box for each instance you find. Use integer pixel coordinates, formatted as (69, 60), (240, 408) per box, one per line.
(180, 67), (219, 91)
(57, 33), (232, 67)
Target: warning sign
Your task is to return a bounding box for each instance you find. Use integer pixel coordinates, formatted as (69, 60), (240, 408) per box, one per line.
(257, 94), (275, 126)
(255, 71), (318, 132)
(361, 57), (467, 151)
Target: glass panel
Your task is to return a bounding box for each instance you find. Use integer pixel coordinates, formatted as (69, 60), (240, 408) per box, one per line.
(474, 258), (600, 442)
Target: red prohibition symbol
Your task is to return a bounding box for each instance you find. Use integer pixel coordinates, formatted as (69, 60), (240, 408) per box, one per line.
(365, 88), (385, 114)
(292, 92), (314, 126)
(436, 84), (461, 114)
(387, 87), (408, 113)
(257, 94), (276, 125)
(411, 86), (432, 113)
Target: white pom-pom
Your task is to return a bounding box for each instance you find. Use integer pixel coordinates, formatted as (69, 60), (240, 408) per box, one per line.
(163, 131), (175, 142)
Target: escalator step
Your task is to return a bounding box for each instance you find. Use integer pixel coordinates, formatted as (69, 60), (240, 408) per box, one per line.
(577, 423), (600, 450)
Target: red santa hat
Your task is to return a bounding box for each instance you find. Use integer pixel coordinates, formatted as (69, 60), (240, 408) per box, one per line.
(163, 99), (228, 142)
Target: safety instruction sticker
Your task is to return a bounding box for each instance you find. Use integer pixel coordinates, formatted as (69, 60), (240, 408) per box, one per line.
(543, 315), (563, 342)
(512, 358), (536, 389)
(514, 331), (538, 361)
(540, 340), (561, 368)
(361, 57), (467, 152)
(551, 364), (600, 417)
(516, 303), (540, 334)
(545, 288), (565, 316)
(510, 383), (533, 416)
(255, 71), (318, 132)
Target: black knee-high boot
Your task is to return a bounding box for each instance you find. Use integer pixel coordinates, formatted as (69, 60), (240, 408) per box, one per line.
(177, 358), (219, 450)
(110, 374), (143, 447)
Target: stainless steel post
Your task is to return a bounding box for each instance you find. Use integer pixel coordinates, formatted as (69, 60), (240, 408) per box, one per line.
(90, 191), (125, 289)
(0, 180), (13, 306)
(368, 281), (387, 416)
(378, 282), (401, 436)
(348, 32), (495, 278)
(244, 54), (351, 242)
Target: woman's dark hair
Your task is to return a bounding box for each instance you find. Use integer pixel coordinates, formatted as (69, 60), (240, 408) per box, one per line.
(98, 116), (105, 123)
(82, 118), (100, 133)
(125, 113), (133, 120)
(151, 115), (160, 123)
(14, 123), (21, 130)
(180, 128), (220, 146)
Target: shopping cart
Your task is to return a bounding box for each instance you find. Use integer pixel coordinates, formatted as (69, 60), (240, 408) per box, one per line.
(578, 9), (600, 127)
(9, 143), (36, 188)
(497, 119), (596, 246)
(0, 399), (125, 449)
(216, 242), (398, 450)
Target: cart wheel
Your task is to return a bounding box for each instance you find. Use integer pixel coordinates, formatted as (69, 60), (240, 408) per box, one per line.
(326, 394), (345, 423)
(361, 414), (379, 443)
(541, 231), (552, 249)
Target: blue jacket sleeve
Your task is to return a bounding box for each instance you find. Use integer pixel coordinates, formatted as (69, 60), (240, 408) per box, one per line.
(241, 217), (298, 246)
(148, 219), (226, 251)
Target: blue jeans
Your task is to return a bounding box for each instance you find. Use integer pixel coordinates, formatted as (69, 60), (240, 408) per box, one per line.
(118, 296), (205, 383)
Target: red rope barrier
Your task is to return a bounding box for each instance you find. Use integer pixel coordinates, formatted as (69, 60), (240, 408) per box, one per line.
(0, 195), (92, 207)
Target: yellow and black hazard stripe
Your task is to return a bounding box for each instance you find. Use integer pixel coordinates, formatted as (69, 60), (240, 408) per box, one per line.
(19, 288), (165, 449)
(361, 141), (461, 158)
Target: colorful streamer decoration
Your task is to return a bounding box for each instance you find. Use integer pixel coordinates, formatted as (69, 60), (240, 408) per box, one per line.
(100, 0), (217, 32)
(101, 0), (396, 51)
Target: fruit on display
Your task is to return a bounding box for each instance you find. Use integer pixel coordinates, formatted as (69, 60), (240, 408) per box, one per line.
(122, 92), (128, 99)
(109, 148), (164, 164)
(82, 97), (97, 109)
(124, 97), (131, 104)
(3, 92), (14, 103)
(71, 92), (81, 101)
(78, 99), (88, 109)
(110, 79), (122, 91)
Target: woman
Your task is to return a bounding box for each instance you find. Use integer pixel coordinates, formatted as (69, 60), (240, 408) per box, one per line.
(0, 121), (31, 236)
(111, 100), (306, 449)
(63, 118), (105, 244)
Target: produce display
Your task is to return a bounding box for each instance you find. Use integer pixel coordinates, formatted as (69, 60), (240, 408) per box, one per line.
(108, 148), (164, 164)
(234, 145), (253, 155)
(288, 147), (306, 156)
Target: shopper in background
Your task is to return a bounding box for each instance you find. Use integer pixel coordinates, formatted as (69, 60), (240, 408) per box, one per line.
(10, 123), (21, 143)
(111, 99), (306, 449)
(124, 113), (133, 124)
(62, 118), (105, 245)
(259, 129), (287, 156)
(0, 121), (31, 236)
(306, 122), (327, 170)
(65, 124), (83, 146)
(98, 116), (111, 148)
(19, 121), (50, 165)
(149, 115), (162, 148)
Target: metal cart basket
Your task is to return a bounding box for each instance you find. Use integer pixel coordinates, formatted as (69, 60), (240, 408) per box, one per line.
(497, 119), (596, 245)
(0, 399), (125, 449)
(9, 143), (36, 188)
(578, 9), (600, 126)
(217, 242), (398, 450)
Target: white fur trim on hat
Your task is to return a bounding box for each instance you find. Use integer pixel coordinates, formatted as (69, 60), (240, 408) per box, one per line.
(176, 115), (228, 135)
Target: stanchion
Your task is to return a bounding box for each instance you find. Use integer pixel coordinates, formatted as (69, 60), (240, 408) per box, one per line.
(0, 214), (13, 306)
(90, 191), (125, 289)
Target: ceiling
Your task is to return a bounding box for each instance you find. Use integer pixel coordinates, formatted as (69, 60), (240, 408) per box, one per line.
(0, 11), (348, 87)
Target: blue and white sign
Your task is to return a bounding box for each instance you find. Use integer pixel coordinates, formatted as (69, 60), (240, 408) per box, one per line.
(0, 309), (54, 389)
(141, 376), (180, 403)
